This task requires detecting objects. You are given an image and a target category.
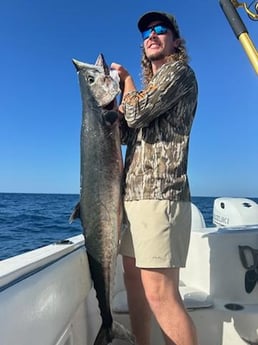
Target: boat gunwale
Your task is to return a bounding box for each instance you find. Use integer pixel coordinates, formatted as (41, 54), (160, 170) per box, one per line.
(0, 234), (85, 292)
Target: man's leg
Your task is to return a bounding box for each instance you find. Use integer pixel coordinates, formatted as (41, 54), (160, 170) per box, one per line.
(123, 255), (152, 345)
(141, 267), (198, 345)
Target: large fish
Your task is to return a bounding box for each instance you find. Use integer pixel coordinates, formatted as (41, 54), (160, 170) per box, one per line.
(70, 54), (135, 345)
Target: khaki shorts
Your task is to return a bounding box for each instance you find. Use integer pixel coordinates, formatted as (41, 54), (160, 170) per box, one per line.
(119, 200), (191, 268)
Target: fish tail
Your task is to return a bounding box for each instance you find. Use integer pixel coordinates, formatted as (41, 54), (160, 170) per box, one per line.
(93, 321), (135, 345)
(112, 320), (136, 344)
(93, 324), (112, 345)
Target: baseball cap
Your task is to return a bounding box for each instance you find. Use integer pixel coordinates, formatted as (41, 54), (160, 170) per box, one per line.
(138, 11), (180, 38)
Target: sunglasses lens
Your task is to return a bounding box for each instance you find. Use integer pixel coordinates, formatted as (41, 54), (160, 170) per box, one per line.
(142, 28), (152, 40)
(154, 25), (168, 35)
(142, 25), (168, 40)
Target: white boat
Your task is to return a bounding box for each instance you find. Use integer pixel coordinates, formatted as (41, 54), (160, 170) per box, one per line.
(1, 197), (258, 345)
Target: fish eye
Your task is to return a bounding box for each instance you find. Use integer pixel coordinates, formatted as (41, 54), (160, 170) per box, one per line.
(87, 76), (95, 84)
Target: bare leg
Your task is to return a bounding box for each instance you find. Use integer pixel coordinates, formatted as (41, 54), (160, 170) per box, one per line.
(123, 256), (152, 345)
(141, 267), (198, 345)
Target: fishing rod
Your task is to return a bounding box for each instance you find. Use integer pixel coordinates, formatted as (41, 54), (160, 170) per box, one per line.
(219, 0), (258, 74)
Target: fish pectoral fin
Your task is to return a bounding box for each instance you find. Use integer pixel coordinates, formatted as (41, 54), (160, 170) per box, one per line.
(112, 321), (136, 344)
(69, 201), (81, 223)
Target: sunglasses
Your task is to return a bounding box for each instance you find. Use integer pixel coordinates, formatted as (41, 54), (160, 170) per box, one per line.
(142, 24), (168, 41)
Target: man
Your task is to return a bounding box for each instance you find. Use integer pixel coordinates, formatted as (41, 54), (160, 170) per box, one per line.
(111, 11), (198, 345)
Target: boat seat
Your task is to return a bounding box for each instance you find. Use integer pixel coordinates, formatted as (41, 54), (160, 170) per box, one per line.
(112, 255), (213, 314)
(112, 202), (212, 314)
(112, 284), (213, 314)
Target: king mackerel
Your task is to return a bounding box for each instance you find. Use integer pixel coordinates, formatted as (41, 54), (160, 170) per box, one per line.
(71, 54), (135, 345)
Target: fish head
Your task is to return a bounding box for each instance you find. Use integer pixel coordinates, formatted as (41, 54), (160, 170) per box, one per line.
(72, 54), (120, 108)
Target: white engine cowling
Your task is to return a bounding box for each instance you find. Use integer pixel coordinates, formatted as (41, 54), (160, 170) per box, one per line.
(213, 197), (258, 227)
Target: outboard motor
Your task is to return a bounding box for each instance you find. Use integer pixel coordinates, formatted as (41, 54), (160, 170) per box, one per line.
(213, 197), (258, 227)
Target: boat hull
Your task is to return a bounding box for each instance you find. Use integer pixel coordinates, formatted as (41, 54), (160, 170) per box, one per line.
(1, 198), (258, 345)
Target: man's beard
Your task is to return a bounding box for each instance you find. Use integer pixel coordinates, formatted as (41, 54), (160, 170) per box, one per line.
(147, 52), (165, 61)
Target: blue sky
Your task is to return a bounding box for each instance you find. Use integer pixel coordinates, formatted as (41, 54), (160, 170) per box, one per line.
(0, 1), (257, 197)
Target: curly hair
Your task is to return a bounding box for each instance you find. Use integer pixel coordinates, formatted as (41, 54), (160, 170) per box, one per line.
(140, 37), (189, 87)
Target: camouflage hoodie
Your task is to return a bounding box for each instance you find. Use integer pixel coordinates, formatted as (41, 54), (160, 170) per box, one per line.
(121, 60), (198, 201)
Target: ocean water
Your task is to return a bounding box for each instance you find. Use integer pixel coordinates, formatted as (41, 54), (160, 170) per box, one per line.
(0, 193), (257, 260)
(0, 193), (81, 260)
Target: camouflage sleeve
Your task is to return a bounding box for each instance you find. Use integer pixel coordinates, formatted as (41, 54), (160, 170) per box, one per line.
(123, 61), (197, 128)
(119, 116), (132, 145)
